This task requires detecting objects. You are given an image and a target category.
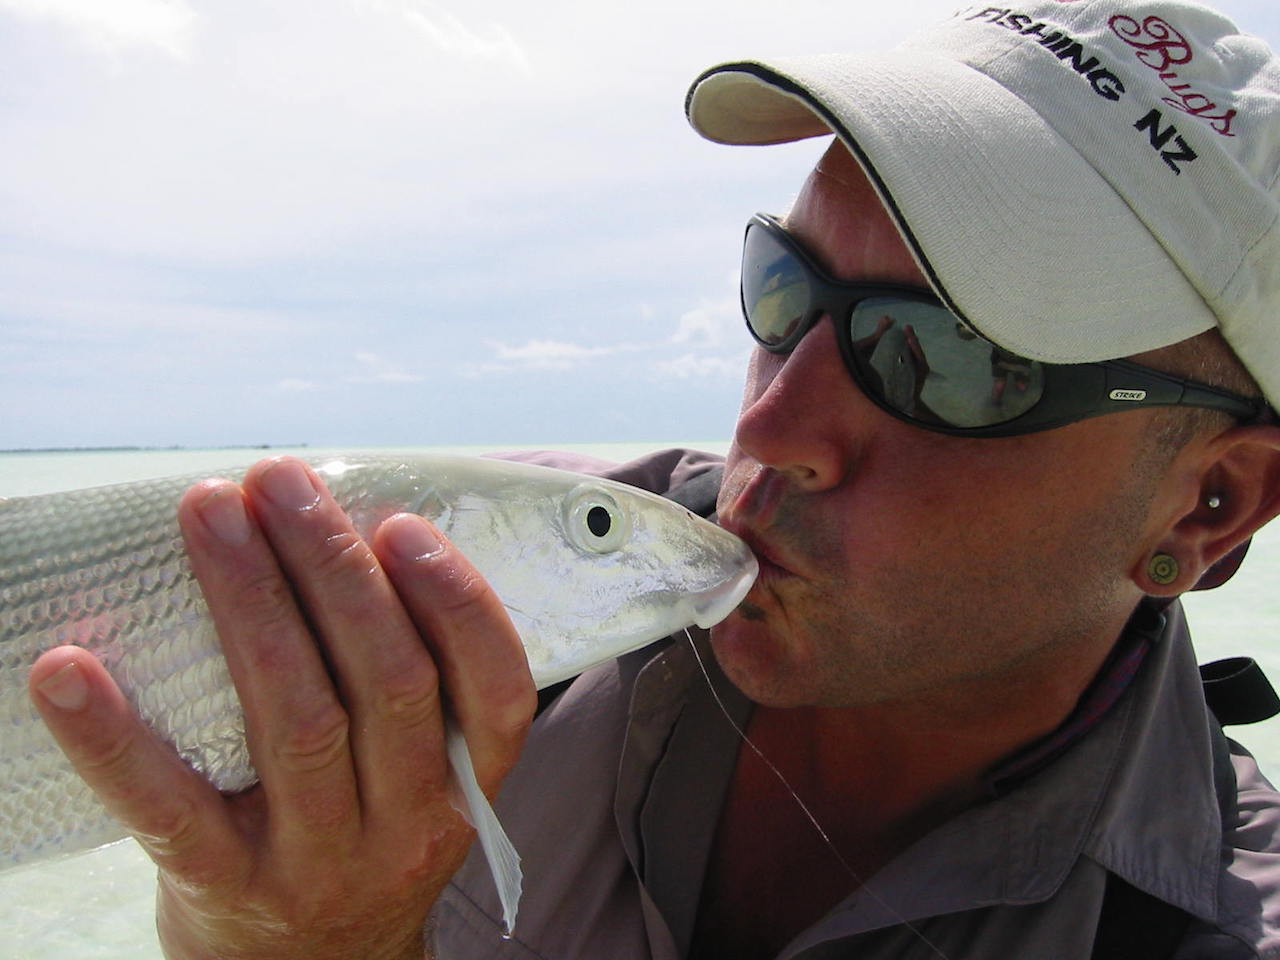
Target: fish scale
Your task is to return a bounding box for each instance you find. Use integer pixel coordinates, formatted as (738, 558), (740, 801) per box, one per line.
(1, 473), (250, 866)
(0, 454), (757, 871)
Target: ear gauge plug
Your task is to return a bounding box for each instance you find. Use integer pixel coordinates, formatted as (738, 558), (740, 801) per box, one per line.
(1148, 553), (1179, 586)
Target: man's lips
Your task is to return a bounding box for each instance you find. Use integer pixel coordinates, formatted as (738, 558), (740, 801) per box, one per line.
(718, 466), (804, 582)
(733, 528), (796, 581)
(718, 511), (802, 585)
(718, 463), (831, 588)
(719, 465), (788, 529)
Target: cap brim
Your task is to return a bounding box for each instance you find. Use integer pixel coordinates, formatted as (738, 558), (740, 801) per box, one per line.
(687, 53), (1217, 364)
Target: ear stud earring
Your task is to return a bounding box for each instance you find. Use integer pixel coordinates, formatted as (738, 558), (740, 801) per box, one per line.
(1148, 553), (1179, 586)
(1207, 495), (1223, 510)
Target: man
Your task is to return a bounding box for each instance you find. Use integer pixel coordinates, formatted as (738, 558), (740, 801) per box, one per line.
(27, 0), (1280, 956)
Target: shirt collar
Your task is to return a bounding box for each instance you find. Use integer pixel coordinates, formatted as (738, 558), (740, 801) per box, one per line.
(985, 601), (1160, 795)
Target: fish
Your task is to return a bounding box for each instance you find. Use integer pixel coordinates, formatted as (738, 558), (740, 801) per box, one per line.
(0, 454), (757, 884)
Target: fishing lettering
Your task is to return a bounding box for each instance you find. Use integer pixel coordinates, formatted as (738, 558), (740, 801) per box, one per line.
(1108, 14), (1236, 136)
(964, 8), (1126, 100)
(962, 7), (1204, 174)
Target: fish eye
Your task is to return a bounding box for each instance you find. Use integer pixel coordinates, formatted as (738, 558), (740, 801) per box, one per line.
(587, 505), (612, 537)
(563, 483), (632, 554)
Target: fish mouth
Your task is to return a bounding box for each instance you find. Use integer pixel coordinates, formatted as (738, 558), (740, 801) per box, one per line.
(692, 548), (759, 628)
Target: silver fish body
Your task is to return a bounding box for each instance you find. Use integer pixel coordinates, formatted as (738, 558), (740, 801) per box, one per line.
(0, 454), (756, 869)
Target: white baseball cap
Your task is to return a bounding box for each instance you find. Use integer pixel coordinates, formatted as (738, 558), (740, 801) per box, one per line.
(686, 0), (1280, 406)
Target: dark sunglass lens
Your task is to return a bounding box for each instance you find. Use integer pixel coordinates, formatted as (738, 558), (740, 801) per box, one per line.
(742, 224), (811, 346)
(847, 301), (1045, 428)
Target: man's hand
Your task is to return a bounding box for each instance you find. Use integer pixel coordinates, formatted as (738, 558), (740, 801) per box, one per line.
(28, 457), (536, 960)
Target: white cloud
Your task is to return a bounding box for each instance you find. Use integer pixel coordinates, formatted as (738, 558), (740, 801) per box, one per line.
(271, 354), (422, 390)
(344, 351), (423, 384)
(0, 0), (969, 264)
(276, 378), (319, 393)
(463, 299), (749, 381)
(642, 293), (749, 380)
(670, 295), (738, 349)
(655, 350), (750, 381)
(467, 338), (631, 374)
(384, 0), (529, 69)
(0, 0), (197, 57)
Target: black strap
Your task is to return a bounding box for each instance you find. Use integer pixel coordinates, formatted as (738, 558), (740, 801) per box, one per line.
(1201, 657), (1280, 726)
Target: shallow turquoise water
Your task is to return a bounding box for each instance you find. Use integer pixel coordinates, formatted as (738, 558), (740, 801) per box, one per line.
(1, 443), (1276, 957)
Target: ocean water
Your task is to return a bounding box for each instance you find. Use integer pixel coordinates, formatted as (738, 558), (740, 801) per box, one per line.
(1, 444), (1278, 957)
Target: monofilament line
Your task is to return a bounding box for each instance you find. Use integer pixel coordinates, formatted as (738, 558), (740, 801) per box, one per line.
(683, 629), (951, 960)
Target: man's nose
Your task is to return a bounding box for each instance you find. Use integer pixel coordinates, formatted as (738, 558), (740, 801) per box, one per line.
(732, 317), (873, 491)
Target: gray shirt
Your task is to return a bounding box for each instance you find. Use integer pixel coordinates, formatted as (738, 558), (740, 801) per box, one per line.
(430, 450), (1280, 959)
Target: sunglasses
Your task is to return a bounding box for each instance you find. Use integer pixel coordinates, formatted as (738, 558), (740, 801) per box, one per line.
(742, 213), (1266, 437)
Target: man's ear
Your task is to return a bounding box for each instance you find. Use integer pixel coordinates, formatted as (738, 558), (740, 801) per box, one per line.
(1136, 423), (1280, 596)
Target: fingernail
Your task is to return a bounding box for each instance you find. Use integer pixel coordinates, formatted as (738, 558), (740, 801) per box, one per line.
(386, 513), (444, 560)
(260, 459), (321, 511)
(199, 486), (251, 546)
(37, 661), (90, 712)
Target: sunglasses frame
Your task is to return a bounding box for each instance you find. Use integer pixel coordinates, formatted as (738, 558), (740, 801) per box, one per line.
(743, 213), (1267, 438)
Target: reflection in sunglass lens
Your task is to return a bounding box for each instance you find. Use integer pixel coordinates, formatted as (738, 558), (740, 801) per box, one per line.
(848, 303), (1046, 428)
(742, 224), (811, 345)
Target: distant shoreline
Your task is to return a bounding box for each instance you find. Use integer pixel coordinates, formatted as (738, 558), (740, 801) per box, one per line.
(0, 444), (308, 454)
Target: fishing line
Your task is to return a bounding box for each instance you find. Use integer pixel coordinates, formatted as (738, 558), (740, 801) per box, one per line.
(683, 629), (952, 960)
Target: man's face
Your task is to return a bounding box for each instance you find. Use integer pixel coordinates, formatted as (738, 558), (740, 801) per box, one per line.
(710, 142), (1167, 711)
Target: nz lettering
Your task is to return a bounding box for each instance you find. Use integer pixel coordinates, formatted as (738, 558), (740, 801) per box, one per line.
(1134, 108), (1198, 175)
(965, 7), (1202, 174)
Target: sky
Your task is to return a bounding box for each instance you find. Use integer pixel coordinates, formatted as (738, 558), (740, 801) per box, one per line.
(3, 0), (1279, 450)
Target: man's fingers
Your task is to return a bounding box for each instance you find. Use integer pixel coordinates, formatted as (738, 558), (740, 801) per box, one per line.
(236, 458), (455, 822)
(28, 646), (244, 885)
(178, 475), (362, 853)
(374, 512), (536, 796)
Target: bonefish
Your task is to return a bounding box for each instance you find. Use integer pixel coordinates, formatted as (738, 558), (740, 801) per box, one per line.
(0, 454), (757, 929)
